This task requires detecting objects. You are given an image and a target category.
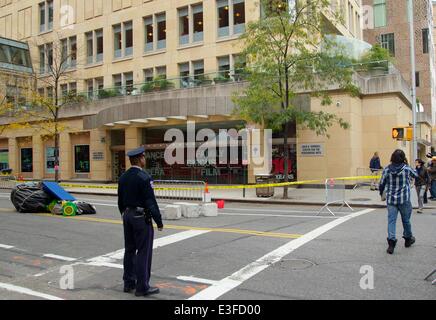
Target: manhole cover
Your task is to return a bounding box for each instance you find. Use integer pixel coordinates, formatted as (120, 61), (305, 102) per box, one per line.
(274, 259), (316, 270)
(350, 198), (371, 202)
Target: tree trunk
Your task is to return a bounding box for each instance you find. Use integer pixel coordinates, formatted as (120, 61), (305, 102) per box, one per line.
(54, 128), (59, 183)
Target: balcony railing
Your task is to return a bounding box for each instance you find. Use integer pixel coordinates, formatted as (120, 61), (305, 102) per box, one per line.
(79, 69), (248, 101)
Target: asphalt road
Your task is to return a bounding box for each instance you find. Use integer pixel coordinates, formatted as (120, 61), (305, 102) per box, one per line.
(0, 192), (434, 300)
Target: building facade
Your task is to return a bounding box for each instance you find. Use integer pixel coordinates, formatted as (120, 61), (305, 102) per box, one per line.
(0, 0), (424, 184)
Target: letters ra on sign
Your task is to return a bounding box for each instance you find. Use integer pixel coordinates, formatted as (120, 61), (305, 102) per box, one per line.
(300, 144), (324, 157)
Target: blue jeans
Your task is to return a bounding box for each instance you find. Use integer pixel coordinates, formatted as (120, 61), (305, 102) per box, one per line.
(387, 201), (413, 241)
(431, 180), (436, 198)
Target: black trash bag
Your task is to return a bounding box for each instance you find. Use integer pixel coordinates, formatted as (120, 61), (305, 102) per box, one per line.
(75, 202), (97, 215)
(10, 184), (53, 213)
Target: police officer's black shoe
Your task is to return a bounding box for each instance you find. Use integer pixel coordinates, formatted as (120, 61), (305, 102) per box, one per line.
(135, 287), (160, 296)
(123, 285), (135, 293)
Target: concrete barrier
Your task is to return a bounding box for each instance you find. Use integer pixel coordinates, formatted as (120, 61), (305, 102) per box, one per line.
(162, 205), (182, 220)
(200, 203), (218, 217)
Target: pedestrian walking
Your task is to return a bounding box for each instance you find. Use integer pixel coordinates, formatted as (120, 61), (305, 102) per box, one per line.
(428, 156), (436, 200)
(117, 146), (164, 296)
(414, 159), (430, 214)
(369, 152), (382, 190)
(379, 149), (418, 254)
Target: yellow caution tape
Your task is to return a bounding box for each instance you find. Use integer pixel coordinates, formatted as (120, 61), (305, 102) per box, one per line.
(8, 175), (382, 191)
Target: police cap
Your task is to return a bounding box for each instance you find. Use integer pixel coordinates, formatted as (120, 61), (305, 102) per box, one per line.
(127, 146), (145, 158)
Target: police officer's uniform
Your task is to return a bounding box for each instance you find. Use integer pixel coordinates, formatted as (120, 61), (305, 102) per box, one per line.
(117, 146), (163, 296)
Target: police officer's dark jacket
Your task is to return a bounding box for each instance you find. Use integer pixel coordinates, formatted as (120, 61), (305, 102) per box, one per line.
(118, 167), (163, 228)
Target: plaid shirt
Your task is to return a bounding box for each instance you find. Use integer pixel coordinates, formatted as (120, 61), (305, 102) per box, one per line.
(379, 164), (418, 205)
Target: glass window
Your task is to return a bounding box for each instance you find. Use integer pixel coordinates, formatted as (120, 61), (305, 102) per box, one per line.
(74, 145), (90, 173)
(86, 32), (93, 64)
(21, 148), (33, 172)
(0, 150), (8, 170)
(193, 4), (204, 42)
(380, 33), (395, 57)
(124, 21), (133, 56)
(193, 60), (204, 80)
(70, 36), (77, 67)
(39, 2), (46, 32)
(96, 29), (104, 62)
(179, 62), (190, 88)
(144, 68), (153, 82)
(87, 79), (94, 99)
(156, 13), (166, 50)
(69, 82), (77, 94)
(39, 46), (45, 74)
(233, 0), (245, 34)
(423, 28), (429, 54)
(113, 24), (122, 58)
(144, 16), (154, 52)
(124, 72), (134, 94)
(156, 66), (166, 79)
(179, 7), (189, 45)
(45, 147), (56, 174)
(61, 38), (68, 64)
(373, 0), (386, 28)
(416, 72), (420, 87)
(113, 74), (122, 88)
(61, 84), (68, 98)
(47, 43), (53, 71)
(218, 55), (230, 78)
(217, 0), (230, 37)
(47, 0), (53, 30)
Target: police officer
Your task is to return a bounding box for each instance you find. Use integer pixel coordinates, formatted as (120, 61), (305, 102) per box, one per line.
(118, 146), (164, 296)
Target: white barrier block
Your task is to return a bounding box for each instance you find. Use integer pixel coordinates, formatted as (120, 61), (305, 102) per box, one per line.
(201, 203), (218, 217)
(162, 205), (182, 220)
(173, 202), (190, 217)
(184, 203), (200, 218)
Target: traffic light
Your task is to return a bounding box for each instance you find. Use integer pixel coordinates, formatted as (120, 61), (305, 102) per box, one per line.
(392, 127), (413, 141)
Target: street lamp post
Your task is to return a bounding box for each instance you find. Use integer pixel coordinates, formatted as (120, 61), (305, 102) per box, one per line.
(408, 0), (418, 161)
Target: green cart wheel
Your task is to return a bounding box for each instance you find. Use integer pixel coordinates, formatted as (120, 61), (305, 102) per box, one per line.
(47, 200), (58, 213)
(62, 202), (78, 217)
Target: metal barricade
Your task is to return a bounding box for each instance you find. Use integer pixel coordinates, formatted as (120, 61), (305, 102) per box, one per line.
(153, 180), (206, 202)
(318, 178), (353, 216)
(353, 168), (381, 190)
(0, 175), (17, 189)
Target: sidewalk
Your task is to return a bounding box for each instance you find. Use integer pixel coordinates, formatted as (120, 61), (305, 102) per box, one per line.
(62, 182), (436, 209)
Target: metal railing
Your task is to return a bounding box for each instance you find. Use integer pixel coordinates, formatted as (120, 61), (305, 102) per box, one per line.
(0, 175), (17, 190)
(353, 168), (382, 190)
(80, 69), (248, 101)
(153, 180), (206, 202)
(318, 178), (353, 216)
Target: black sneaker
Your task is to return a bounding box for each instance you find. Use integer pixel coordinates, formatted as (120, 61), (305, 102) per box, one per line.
(387, 238), (397, 254)
(135, 287), (160, 296)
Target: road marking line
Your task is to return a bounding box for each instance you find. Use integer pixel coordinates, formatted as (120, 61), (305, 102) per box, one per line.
(42, 254), (77, 262)
(218, 212), (338, 219)
(33, 214), (302, 239)
(177, 276), (219, 285)
(0, 282), (63, 300)
(189, 208), (375, 300)
(0, 244), (14, 249)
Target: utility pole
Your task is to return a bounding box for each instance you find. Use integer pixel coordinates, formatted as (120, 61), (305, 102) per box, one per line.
(408, 0), (418, 161)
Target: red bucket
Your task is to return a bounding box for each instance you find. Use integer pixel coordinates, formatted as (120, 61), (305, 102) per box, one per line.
(216, 200), (225, 209)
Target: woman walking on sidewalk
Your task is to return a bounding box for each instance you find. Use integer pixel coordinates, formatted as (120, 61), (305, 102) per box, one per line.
(415, 159), (430, 214)
(379, 150), (418, 254)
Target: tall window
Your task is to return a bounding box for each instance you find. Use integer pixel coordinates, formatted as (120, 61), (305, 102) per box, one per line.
(179, 62), (190, 88)
(74, 145), (90, 173)
(218, 56), (230, 78)
(380, 33), (395, 57)
(415, 72), (420, 87)
(178, 5), (204, 45)
(20, 148), (33, 172)
(39, 1), (53, 33)
(87, 29), (104, 64)
(0, 150), (8, 171)
(373, 0), (386, 28)
(193, 60), (204, 80)
(39, 45), (46, 74)
(60, 36), (76, 68)
(144, 13), (166, 52)
(193, 4), (204, 42)
(125, 21), (133, 56)
(217, 0), (245, 38)
(423, 28), (429, 54)
(179, 7), (190, 45)
(113, 24), (122, 58)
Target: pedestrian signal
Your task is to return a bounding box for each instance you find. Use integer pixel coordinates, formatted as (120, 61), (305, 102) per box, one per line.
(392, 127), (413, 141)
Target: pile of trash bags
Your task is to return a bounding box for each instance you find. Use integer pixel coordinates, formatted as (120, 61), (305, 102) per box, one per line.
(11, 182), (96, 215)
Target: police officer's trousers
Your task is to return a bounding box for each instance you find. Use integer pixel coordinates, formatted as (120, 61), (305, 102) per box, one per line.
(122, 208), (154, 293)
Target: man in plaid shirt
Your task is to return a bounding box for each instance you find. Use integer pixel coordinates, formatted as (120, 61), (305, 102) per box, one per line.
(379, 149), (418, 254)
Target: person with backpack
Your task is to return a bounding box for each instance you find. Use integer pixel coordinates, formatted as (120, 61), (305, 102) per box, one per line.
(379, 150), (418, 254)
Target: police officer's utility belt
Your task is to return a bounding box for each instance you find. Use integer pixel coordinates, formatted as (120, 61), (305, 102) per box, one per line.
(126, 207), (152, 221)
